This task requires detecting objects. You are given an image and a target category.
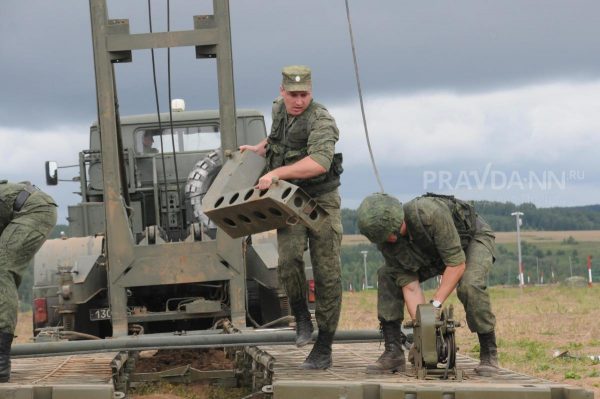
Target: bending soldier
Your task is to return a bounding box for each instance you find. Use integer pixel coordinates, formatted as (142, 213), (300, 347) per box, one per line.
(241, 65), (343, 369)
(0, 181), (57, 382)
(356, 192), (499, 376)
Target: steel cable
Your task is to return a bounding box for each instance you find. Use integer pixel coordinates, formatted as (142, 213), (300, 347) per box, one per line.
(147, 0), (169, 230)
(166, 0), (186, 230)
(344, 0), (385, 193)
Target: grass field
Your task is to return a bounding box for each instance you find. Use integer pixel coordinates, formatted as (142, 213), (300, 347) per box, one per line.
(340, 285), (600, 397)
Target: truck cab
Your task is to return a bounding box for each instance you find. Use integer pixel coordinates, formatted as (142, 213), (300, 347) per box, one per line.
(67, 108), (266, 239)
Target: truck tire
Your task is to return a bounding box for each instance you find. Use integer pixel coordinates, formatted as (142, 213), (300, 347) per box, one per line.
(185, 151), (222, 230)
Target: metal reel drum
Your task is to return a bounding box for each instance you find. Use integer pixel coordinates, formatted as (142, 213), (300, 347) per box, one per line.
(413, 304), (459, 379)
(413, 304), (439, 371)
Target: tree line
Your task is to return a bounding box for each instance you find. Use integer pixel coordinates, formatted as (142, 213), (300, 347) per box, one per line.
(343, 201), (600, 233)
(339, 238), (599, 292)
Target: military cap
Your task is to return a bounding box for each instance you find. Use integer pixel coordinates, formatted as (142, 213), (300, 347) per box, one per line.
(357, 193), (404, 244)
(281, 65), (312, 92)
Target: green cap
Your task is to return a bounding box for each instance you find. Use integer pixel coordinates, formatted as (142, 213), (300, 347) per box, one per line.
(357, 193), (404, 244)
(281, 65), (312, 92)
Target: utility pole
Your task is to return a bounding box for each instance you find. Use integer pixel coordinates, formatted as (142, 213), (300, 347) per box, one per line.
(588, 255), (593, 287)
(536, 257), (540, 285)
(511, 211), (525, 288)
(360, 250), (369, 290)
(569, 256), (573, 278)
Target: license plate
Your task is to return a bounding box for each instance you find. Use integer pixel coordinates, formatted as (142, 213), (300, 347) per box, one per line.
(89, 307), (111, 321)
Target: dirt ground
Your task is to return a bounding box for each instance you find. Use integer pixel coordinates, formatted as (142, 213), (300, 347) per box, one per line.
(134, 348), (233, 373)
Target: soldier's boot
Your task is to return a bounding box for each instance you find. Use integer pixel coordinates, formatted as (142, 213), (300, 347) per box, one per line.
(300, 330), (334, 370)
(291, 301), (313, 347)
(474, 331), (500, 376)
(366, 321), (406, 374)
(0, 332), (13, 383)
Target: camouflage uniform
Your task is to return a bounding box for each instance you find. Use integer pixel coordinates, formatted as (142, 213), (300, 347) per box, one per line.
(377, 195), (497, 334)
(267, 96), (343, 334)
(0, 181), (57, 334)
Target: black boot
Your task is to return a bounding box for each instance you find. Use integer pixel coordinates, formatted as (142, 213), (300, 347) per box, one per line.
(0, 332), (13, 383)
(366, 321), (406, 374)
(475, 331), (499, 376)
(291, 301), (313, 347)
(300, 330), (334, 370)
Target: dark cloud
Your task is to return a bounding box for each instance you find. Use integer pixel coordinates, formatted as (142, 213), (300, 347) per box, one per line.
(1, 0), (600, 129)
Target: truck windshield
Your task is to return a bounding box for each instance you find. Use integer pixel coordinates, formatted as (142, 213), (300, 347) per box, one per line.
(136, 125), (220, 154)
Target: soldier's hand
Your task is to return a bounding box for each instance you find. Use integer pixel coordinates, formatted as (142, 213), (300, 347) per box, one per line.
(430, 299), (442, 320)
(256, 173), (278, 190)
(239, 143), (267, 157)
(239, 144), (256, 153)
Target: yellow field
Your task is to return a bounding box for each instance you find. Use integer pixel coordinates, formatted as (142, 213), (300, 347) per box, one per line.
(343, 230), (600, 245)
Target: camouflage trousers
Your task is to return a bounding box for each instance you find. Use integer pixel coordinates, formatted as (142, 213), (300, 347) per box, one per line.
(377, 238), (496, 334)
(0, 203), (56, 334)
(277, 189), (342, 334)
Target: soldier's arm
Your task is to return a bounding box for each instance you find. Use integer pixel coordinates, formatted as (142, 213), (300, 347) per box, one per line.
(430, 208), (466, 266)
(256, 157), (326, 190)
(306, 112), (338, 171)
(256, 111), (336, 189)
(432, 262), (466, 304)
(426, 206), (467, 304)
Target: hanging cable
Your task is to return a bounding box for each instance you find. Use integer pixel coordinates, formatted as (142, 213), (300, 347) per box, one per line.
(344, 0), (385, 193)
(147, 0), (169, 230)
(166, 0), (186, 232)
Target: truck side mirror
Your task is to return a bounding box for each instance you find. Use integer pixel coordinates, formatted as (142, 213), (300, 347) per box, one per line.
(45, 161), (58, 185)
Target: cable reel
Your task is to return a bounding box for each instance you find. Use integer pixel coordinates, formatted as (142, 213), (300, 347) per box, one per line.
(411, 304), (463, 380)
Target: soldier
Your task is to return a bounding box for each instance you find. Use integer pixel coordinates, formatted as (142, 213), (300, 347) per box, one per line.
(0, 181), (57, 382)
(142, 131), (159, 154)
(240, 65), (343, 369)
(356, 192), (499, 376)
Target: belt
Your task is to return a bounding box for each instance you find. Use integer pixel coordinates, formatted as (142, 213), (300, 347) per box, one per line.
(13, 184), (38, 212)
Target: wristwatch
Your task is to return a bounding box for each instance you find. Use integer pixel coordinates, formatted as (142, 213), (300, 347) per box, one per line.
(430, 299), (442, 309)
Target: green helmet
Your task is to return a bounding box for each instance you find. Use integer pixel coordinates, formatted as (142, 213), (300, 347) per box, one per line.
(357, 193), (404, 244)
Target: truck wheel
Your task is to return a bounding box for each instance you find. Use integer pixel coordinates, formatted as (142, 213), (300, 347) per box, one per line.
(185, 151), (222, 230)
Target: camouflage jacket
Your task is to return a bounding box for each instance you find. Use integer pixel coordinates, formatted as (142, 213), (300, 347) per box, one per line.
(266, 98), (343, 196)
(378, 195), (495, 286)
(0, 181), (57, 233)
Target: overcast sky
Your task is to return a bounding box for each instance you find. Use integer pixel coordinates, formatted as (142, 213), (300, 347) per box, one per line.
(2, 0), (600, 224)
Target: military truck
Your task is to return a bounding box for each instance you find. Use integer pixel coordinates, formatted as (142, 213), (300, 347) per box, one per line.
(34, 106), (296, 339)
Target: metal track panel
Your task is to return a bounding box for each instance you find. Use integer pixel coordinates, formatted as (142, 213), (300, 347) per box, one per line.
(0, 353), (118, 398)
(260, 343), (593, 399)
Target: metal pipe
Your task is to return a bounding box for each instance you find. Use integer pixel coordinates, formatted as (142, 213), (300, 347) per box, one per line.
(244, 346), (275, 372)
(511, 211), (524, 287)
(11, 329), (381, 359)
